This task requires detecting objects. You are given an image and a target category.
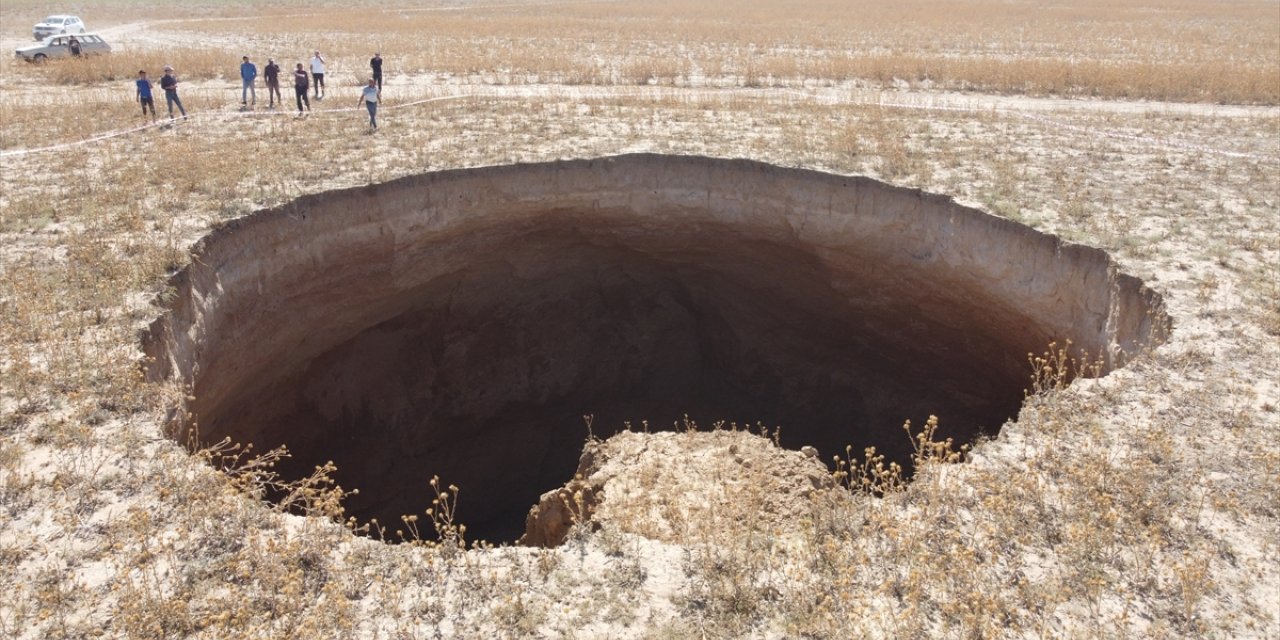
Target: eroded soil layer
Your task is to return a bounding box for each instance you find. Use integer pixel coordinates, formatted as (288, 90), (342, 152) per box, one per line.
(144, 154), (1166, 542)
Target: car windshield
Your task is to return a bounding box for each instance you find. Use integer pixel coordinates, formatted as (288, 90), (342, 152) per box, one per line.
(42, 17), (65, 24)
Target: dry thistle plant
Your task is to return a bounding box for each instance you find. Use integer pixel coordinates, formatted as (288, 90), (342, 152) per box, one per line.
(1027, 339), (1105, 397)
(832, 414), (968, 495)
(201, 438), (354, 520)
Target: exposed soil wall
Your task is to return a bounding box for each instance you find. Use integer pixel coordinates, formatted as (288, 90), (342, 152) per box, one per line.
(143, 154), (1166, 542)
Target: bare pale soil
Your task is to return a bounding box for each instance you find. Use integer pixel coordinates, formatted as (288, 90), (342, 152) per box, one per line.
(0, 1), (1277, 638)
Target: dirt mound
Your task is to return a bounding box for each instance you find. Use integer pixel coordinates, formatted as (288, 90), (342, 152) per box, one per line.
(521, 429), (835, 546)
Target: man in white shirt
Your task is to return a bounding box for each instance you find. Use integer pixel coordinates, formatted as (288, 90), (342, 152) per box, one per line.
(310, 50), (326, 100)
(357, 78), (379, 131)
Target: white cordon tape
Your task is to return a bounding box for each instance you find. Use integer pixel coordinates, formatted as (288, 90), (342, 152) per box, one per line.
(2, 87), (1274, 162)
(1, 119), (171, 158)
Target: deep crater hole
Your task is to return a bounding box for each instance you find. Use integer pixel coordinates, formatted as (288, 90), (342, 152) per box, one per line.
(145, 155), (1166, 544)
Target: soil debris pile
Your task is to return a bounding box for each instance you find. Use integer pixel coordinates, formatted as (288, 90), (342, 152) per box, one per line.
(522, 429), (835, 547)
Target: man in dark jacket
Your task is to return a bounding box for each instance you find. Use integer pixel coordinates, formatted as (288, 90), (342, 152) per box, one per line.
(160, 65), (187, 119)
(264, 58), (281, 108)
(293, 62), (311, 115)
(370, 52), (383, 93)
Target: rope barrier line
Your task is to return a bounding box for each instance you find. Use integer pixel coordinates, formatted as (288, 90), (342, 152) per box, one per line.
(2, 85), (1274, 161)
(1, 119), (170, 158)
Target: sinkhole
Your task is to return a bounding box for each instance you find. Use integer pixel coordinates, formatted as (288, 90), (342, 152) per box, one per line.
(144, 154), (1167, 544)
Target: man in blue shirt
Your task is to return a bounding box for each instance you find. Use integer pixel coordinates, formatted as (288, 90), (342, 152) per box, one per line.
(136, 70), (156, 122)
(240, 56), (258, 107)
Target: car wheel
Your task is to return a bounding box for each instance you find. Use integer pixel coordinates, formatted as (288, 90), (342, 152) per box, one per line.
(33, 54), (47, 63)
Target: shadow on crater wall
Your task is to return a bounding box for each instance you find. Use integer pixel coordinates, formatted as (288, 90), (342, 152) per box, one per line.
(144, 154), (1167, 543)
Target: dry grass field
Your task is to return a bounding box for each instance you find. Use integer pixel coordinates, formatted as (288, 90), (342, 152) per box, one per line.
(1, 0), (1278, 638)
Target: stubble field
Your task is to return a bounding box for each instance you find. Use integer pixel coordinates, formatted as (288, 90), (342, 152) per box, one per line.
(0, 0), (1277, 638)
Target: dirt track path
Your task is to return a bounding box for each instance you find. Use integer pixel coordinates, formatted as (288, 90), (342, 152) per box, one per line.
(2, 12), (1277, 160)
(4, 80), (1276, 161)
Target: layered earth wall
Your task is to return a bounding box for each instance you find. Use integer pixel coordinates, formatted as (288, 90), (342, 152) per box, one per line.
(144, 154), (1166, 542)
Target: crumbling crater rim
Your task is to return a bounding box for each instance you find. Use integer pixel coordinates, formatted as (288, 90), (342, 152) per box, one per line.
(142, 153), (1169, 543)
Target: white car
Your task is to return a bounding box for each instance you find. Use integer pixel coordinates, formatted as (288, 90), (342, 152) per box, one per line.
(15, 33), (110, 62)
(33, 15), (85, 40)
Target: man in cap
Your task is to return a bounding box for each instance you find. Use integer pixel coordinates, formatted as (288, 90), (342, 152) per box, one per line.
(159, 65), (187, 120)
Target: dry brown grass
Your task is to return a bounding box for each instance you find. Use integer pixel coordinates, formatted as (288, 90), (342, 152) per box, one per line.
(29, 48), (243, 86)
(3, 0), (1276, 102)
(1, 0), (1278, 638)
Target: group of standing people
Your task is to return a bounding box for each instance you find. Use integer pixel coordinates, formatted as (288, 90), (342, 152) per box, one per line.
(134, 51), (384, 130)
(239, 51), (327, 112)
(134, 66), (185, 122)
